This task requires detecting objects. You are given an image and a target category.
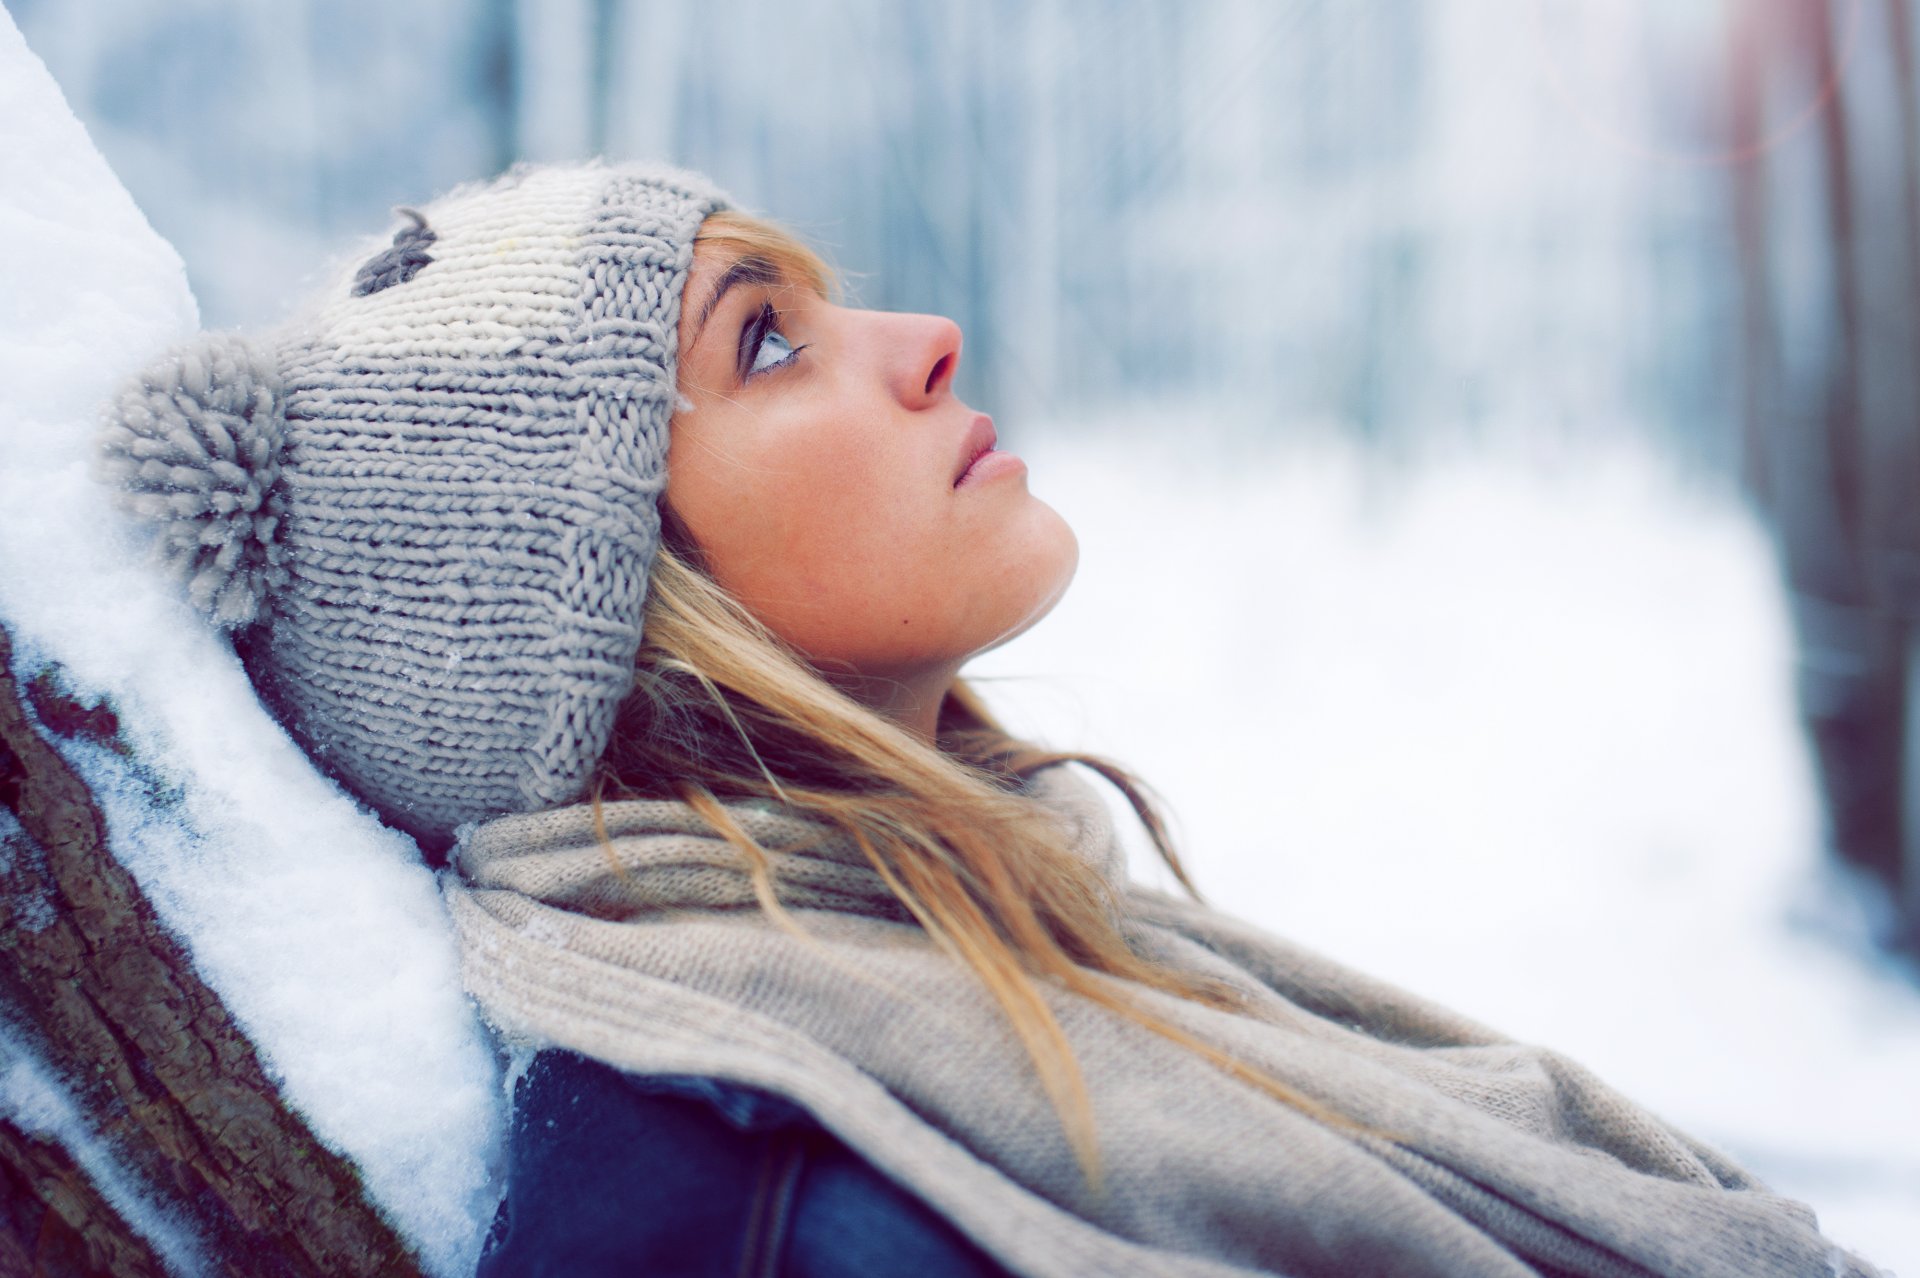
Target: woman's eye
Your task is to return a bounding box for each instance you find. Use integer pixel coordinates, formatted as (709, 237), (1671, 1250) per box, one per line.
(743, 303), (807, 380)
(749, 326), (797, 376)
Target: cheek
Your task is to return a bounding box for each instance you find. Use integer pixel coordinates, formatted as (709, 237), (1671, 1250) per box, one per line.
(666, 406), (1071, 673)
(668, 412), (924, 629)
(758, 453), (938, 640)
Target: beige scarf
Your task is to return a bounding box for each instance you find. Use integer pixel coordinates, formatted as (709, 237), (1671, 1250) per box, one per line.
(442, 765), (1883, 1278)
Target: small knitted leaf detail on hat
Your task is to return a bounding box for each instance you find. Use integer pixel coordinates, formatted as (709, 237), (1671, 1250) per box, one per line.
(351, 207), (437, 296)
(97, 333), (292, 629)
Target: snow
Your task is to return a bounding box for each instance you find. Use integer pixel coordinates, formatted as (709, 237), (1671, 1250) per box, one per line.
(0, 10), (503, 1276)
(974, 419), (1920, 1275)
(0, 3), (1913, 1274)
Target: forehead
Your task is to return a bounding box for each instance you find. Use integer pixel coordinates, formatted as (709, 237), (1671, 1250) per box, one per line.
(690, 211), (832, 297)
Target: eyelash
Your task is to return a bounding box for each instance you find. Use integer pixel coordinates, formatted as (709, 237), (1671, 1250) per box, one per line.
(742, 302), (810, 381)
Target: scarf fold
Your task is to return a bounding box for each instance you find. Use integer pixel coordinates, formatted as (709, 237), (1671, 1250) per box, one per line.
(442, 765), (1882, 1278)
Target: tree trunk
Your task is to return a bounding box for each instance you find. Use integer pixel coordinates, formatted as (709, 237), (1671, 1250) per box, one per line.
(0, 1114), (169, 1278)
(0, 620), (423, 1278)
(1730, 0), (1920, 943)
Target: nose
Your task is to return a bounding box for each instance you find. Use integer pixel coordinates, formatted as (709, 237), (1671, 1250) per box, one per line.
(881, 312), (963, 409)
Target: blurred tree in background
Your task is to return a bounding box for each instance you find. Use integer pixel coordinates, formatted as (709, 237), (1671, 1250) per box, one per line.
(10, 0), (1733, 464)
(1731, 0), (1920, 948)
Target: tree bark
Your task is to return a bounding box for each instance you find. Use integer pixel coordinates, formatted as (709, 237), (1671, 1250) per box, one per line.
(0, 619), (423, 1277)
(0, 1114), (169, 1278)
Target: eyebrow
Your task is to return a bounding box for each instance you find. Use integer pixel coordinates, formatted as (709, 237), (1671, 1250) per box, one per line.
(690, 255), (785, 353)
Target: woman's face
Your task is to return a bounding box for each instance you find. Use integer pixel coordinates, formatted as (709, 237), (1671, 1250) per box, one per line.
(667, 235), (1078, 725)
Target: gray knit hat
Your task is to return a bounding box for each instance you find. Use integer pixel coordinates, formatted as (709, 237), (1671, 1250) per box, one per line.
(96, 161), (732, 845)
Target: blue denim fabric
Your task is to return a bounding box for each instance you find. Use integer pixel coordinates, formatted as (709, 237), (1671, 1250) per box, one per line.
(477, 1050), (1012, 1278)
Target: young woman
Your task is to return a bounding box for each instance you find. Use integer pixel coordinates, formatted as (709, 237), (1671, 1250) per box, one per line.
(98, 161), (1883, 1278)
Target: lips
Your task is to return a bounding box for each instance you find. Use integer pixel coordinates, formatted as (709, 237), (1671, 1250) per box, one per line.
(953, 414), (997, 487)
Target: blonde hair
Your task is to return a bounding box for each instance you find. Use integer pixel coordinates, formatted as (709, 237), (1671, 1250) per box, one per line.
(593, 208), (1370, 1185)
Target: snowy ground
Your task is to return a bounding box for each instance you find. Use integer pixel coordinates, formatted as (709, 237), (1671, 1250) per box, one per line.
(974, 420), (1920, 1275)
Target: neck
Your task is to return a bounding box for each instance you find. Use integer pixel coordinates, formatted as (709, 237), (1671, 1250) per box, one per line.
(828, 663), (962, 742)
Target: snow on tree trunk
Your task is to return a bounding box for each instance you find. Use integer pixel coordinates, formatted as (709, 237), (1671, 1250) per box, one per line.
(0, 621), (424, 1275)
(0, 1113), (168, 1278)
(0, 10), (504, 1275)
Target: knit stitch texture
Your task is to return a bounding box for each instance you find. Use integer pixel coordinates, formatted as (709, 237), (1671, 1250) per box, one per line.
(443, 765), (1888, 1278)
(99, 162), (730, 843)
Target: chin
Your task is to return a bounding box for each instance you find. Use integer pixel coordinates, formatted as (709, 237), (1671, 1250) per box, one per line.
(978, 501), (1079, 653)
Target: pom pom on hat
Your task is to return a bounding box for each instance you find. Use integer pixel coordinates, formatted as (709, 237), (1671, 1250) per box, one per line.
(98, 332), (290, 629)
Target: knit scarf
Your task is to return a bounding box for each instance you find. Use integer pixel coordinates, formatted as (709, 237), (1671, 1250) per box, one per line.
(441, 765), (1883, 1278)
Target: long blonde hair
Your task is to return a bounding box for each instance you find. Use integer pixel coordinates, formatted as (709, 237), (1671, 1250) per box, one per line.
(593, 209), (1368, 1184)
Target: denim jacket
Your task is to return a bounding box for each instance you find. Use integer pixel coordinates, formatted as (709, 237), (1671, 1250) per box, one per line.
(477, 1050), (1013, 1277)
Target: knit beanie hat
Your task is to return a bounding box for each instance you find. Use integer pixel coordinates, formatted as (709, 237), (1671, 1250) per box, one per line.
(95, 161), (732, 846)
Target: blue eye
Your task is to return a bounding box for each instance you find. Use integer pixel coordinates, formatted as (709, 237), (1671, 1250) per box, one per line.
(742, 303), (807, 380)
(750, 326), (797, 376)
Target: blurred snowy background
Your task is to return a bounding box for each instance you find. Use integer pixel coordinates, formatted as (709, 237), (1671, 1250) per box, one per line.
(9, 0), (1744, 463)
(3, 0), (1918, 1273)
